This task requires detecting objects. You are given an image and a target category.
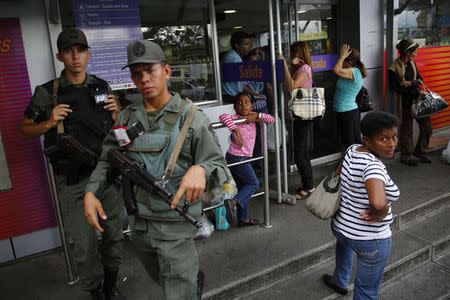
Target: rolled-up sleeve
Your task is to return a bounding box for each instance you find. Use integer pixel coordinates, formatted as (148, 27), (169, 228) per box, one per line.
(191, 112), (231, 191)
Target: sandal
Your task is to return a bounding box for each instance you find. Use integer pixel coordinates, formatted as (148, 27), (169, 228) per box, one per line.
(295, 187), (315, 200)
(224, 199), (238, 225)
(238, 218), (259, 227)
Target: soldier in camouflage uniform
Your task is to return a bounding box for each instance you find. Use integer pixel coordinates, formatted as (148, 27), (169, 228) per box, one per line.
(21, 28), (124, 300)
(84, 40), (231, 300)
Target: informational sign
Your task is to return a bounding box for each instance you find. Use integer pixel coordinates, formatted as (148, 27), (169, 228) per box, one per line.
(300, 31), (328, 41)
(221, 54), (337, 82)
(221, 60), (284, 82)
(74, 0), (142, 90)
(311, 54), (338, 72)
(0, 18), (55, 239)
(0, 131), (12, 191)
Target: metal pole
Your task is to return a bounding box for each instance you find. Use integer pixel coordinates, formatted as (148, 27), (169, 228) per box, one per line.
(288, 2), (293, 47)
(268, 0), (282, 203)
(386, 0), (399, 113)
(208, 0), (223, 103)
(261, 122), (271, 227)
(275, 0), (289, 194)
(294, 0), (299, 42)
(44, 157), (79, 284)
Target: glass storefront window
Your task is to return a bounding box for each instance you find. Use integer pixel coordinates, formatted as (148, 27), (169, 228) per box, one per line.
(292, 3), (335, 55)
(59, 0), (218, 103)
(397, 0), (450, 46)
(287, 1), (340, 158)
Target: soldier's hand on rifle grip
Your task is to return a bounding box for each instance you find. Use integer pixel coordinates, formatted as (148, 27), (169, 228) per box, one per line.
(84, 192), (107, 232)
(171, 165), (206, 209)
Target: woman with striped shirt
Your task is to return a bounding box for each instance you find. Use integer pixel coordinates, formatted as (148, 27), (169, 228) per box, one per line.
(322, 111), (400, 299)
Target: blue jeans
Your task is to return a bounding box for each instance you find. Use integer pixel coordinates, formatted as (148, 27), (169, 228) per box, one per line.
(332, 226), (391, 300)
(226, 153), (259, 220)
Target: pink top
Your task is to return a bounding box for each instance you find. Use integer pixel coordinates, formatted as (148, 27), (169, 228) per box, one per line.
(219, 113), (275, 157)
(291, 63), (313, 88)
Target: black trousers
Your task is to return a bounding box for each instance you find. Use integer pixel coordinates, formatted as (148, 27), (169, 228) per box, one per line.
(336, 108), (362, 150)
(293, 119), (314, 190)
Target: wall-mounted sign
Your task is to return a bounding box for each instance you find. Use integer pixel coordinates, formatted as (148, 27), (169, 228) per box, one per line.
(311, 54), (338, 72)
(74, 0), (143, 90)
(0, 131), (12, 191)
(221, 60), (284, 82)
(221, 54), (337, 83)
(0, 18), (54, 239)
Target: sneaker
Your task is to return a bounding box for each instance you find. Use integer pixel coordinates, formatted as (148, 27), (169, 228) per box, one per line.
(322, 274), (348, 295)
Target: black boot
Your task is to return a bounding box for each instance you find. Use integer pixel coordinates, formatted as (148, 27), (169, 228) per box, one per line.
(197, 270), (205, 300)
(90, 285), (105, 300)
(104, 269), (126, 300)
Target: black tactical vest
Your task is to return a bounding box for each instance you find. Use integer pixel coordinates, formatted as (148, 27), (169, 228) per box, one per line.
(42, 76), (113, 162)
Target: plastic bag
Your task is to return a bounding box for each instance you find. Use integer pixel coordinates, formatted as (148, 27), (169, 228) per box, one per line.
(194, 215), (214, 240)
(215, 206), (230, 231)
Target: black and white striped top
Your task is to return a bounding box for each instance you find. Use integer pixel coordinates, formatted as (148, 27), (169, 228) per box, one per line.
(332, 145), (400, 240)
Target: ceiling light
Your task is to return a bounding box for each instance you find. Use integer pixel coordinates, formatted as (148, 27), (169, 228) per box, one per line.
(233, 26), (243, 29)
(224, 9), (237, 14)
(297, 10), (306, 14)
(326, 17), (332, 20)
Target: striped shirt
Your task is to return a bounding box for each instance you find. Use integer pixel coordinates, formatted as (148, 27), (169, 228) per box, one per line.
(332, 145), (400, 240)
(219, 113), (275, 157)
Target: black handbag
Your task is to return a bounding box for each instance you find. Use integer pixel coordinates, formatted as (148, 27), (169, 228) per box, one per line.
(356, 86), (375, 112)
(411, 83), (448, 119)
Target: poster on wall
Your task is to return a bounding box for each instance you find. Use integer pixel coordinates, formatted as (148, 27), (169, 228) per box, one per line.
(0, 18), (55, 240)
(0, 131), (12, 191)
(73, 0), (143, 90)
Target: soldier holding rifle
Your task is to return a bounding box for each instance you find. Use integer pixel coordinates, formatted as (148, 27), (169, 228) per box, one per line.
(20, 28), (124, 300)
(84, 40), (230, 300)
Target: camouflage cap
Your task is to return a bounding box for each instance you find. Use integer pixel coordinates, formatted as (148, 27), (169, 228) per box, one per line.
(123, 40), (166, 69)
(57, 28), (89, 52)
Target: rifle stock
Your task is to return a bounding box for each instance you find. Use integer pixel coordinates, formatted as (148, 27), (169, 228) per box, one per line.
(107, 148), (201, 228)
(44, 134), (98, 167)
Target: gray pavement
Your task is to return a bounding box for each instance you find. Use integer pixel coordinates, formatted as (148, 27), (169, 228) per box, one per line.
(0, 148), (449, 300)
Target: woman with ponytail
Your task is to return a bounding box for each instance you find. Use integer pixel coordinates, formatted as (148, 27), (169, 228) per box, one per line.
(333, 44), (367, 149)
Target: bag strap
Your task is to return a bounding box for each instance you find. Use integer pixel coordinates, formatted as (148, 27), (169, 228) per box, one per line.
(51, 78), (64, 134)
(417, 80), (433, 94)
(163, 103), (198, 180)
(334, 146), (353, 177)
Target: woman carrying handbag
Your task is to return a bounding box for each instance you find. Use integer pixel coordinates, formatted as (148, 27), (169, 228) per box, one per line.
(322, 111), (400, 299)
(388, 39), (432, 166)
(281, 41), (316, 200)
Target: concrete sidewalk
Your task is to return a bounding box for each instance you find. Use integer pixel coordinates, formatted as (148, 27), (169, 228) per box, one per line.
(0, 148), (449, 300)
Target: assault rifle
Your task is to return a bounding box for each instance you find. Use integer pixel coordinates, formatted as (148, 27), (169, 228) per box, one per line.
(43, 134), (98, 167)
(107, 148), (202, 229)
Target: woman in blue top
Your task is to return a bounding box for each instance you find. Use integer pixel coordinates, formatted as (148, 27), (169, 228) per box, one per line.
(333, 44), (367, 149)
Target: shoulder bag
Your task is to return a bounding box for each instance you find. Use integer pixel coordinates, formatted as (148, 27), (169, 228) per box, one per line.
(288, 71), (325, 120)
(304, 147), (350, 219)
(356, 86), (375, 112)
(411, 82), (448, 119)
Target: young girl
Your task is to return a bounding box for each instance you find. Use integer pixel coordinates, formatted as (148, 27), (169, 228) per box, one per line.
(219, 92), (275, 226)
